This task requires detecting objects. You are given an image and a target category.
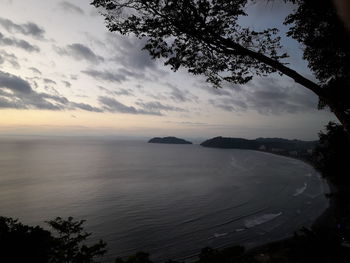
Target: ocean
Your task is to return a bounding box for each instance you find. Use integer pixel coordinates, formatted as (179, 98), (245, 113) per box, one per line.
(0, 138), (328, 262)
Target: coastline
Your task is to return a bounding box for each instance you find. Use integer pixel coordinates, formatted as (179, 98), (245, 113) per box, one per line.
(182, 146), (346, 263)
(255, 148), (350, 233)
(174, 147), (332, 263)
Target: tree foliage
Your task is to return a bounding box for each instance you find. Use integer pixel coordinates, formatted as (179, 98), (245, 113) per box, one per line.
(0, 217), (53, 263)
(0, 216), (106, 263)
(47, 217), (107, 263)
(91, 0), (287, 87)
(91, 0), (350, 134)
(313, 122), (350, 184)
(285, 0), (350, 111)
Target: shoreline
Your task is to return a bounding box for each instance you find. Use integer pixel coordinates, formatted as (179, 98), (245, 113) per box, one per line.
(174, 147), (331, 263)
(180, 146), (343, 262)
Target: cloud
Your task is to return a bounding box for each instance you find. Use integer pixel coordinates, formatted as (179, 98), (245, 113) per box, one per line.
(82, 33), (164, 82)
(62, 80), (71, 88)
(0, 50), (19, 68)
(0, 17), (45, 39)
(0, 70), (32, 94)
(55, 43), (104, 64)
(70, 75), (78, 80)
(43, 78), (56, 85)
(113, 88), (134, 96)
(107, 34), (157, 71)
(209, 98), (248, 112)
(58, 1), (85, 15)
(164, 120), (209, 126)
(118, 68), (146, 80)
(82, 69), (127, 83)
(167, 84), (198, 103)
(98, 86), (134, 96)
(0, 97), (24, 109)
(208, 77), (318, 115)
(136, 100), (187, 112)
(0, 70), (103, 112)
(70, 102), (102, 112)
(99, 96), (161, 115)
(199, 84), (234, 96)
(0, 32), (40, 52)
(28, 67), (42, 75)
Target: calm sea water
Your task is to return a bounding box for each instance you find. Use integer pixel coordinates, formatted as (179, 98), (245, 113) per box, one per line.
(0, 138), (328, 262)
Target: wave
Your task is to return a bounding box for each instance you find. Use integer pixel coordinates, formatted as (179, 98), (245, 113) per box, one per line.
(244, 212), (282, 228)
(293, 183), (307, 196)
(213, 232), (228, 238)
(177, 201), (250, 226)
(214, 207), (269, 228)
(207, 232), (229, 240)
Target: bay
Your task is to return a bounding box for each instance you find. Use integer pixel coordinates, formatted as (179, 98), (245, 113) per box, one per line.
(0, 138), (328, 262)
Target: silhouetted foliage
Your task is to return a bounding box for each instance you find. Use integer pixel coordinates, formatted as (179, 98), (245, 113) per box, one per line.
(0, 216), (106, 263)
(0, 217), (53, 263)
(285, 0), (350, 114)
(313, 122), (350, 184)
(91, 0), (350, 134)
(47, 216), (107, 263)
(288, 227), (350, 263)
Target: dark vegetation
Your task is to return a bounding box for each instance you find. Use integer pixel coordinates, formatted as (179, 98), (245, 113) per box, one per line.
(0, 216), (106, 263)
(200, 136), (316, 161)
(312, 122), (350, 185)
(148, 137), (192, 144)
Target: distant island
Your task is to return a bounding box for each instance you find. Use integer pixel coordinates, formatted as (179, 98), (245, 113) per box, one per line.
(200, 136), (317, 161)
(148, 136), (193, 144)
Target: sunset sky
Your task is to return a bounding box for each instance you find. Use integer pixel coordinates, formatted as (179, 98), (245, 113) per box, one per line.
(0, 0), (335, 140)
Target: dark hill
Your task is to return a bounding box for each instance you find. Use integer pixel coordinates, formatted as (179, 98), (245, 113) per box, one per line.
(200, 137), (259, 149)
(200, 136), (317, 152)
(148, 136), (192, 144)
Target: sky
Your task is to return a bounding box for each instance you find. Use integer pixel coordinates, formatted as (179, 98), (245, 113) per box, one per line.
(0, 0), (336, 140)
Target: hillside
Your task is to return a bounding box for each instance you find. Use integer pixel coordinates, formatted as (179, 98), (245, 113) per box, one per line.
(148, 137), (193, 144)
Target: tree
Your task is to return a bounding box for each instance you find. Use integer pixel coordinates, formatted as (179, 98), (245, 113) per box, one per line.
(313, 122), (350, 184)
(284, 0), (350, 120)
(91, 0), (350, 135)
(47, 217), (107, 263)
(0, 217), (53, 263)
(0, 216), (106, 263)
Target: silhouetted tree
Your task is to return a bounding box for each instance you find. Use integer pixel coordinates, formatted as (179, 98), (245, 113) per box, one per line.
(313, 122), (350, 184)
(47, 216), (107, 263)
(0, 217), (53, 263)
(285, 0), (350, 128)
(0, 216), (106, 263)
(91, 0), (350, 135)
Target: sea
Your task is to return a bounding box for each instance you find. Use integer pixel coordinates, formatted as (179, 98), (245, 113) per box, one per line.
(0, 137), (328, 262)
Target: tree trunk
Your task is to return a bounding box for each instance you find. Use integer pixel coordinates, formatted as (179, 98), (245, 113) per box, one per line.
(214, 36), (350, 138)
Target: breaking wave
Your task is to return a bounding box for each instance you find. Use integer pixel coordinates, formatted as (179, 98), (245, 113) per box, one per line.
(244, 212), (283, 228)
(293, 183), (308, 196)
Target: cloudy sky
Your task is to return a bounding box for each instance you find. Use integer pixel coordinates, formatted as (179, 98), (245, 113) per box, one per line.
(0, 0), (335, 140)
